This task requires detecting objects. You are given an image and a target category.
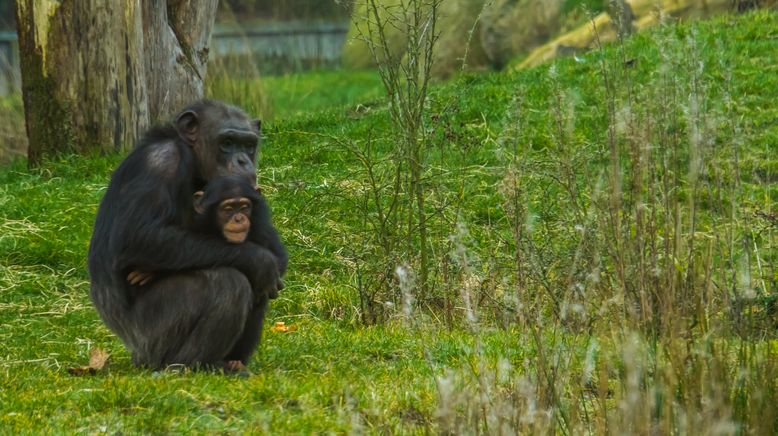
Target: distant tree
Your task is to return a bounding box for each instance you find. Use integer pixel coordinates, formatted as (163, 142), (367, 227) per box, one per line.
(14, 1), (218, 165)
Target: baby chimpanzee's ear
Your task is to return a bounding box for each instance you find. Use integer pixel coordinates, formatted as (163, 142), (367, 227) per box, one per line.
(192, 191), (207, 214)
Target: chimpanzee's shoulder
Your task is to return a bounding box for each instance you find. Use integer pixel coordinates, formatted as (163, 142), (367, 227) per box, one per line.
(137, 124), (178, 147)
(123, 125), (192, 179)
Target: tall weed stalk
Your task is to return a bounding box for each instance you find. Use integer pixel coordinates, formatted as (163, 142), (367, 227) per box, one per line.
(348, 0), (441, 314)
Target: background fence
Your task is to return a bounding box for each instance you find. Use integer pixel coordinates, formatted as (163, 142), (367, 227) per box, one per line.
(0, 31), (19, 96)
(0, 20), (350, 96)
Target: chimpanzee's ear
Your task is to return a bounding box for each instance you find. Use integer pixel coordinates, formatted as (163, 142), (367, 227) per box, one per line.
(251, 119), (261, 134)
(192, 191), (206, 214)
(176, 110), (199, 146)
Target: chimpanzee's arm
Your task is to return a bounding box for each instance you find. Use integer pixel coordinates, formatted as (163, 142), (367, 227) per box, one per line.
(117, 219), (275, 278)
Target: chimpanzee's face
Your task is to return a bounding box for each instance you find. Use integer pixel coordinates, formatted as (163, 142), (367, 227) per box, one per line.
(176, 102), (261, 186)
(213, 127), (258, 185)
(192, 175), (261, 244)
(215, 197), (253, 244)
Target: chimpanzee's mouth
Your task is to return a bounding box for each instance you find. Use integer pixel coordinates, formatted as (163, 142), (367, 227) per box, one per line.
(224, 231), (248, 244)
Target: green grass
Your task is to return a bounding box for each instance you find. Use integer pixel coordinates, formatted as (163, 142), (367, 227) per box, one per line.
(2, 10), (778, 433)
(0, 94), (26, 163)
(0, 318), (472, 432)
(206, 68), (384, 121)
(264, 69), (385, 120)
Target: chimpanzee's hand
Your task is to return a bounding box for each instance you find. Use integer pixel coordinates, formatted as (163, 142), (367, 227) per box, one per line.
(242, 245), (282, 300)
(265, 276), (284, 300)
(127, 270), (155, 286)
(262, 270), (283, 300)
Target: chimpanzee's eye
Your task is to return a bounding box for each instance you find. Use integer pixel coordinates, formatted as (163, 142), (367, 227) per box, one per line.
(242, 144), (256, 158)
(221, 140), (236, 153)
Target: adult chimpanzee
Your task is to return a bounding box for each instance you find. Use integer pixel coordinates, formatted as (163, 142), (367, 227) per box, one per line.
(88, 100), (285, 371)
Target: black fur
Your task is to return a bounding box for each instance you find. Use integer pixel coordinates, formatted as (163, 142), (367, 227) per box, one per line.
(88, 100), (283, 370)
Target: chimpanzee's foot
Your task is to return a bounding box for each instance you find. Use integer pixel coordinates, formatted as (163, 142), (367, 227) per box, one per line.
(222, 360), (251, 377)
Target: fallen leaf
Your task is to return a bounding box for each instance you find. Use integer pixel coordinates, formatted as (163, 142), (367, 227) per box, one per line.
(68, 348), (110, 376)
(89, 348), (110, 370)
(271, 321), (298, 333)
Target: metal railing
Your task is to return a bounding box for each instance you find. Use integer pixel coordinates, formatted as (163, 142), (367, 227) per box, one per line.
(0, 31), (19, 96)
(210, 21), (350, 73)
(0, 20), (352, 95)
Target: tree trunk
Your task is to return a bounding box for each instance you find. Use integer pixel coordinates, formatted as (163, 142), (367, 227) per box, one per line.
(15, 0), (218, 166)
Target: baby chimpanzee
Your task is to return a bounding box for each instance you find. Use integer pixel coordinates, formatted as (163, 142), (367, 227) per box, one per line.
(192, 176), (288, 288)
(192, 177), (259, 244)
(191, 176), (289, 374)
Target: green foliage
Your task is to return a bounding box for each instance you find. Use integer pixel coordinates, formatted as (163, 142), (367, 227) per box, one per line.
(0, 93), (26, 163)
(1, 10), (777, 433)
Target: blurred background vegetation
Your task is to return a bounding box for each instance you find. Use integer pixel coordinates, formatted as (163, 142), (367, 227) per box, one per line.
(5, 0), (770, 162)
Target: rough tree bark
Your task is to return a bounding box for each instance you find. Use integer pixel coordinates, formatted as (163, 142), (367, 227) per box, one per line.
(14, 1), (218, 165)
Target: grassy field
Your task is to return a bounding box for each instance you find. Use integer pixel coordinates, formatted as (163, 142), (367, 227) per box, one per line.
(1, 11), (777, 433)
(206, 68), (385, 121)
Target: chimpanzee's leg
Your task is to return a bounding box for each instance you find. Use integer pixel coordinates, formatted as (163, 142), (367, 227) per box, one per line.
(127, 267), (253, 369)
(224, 294), (269, 364)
